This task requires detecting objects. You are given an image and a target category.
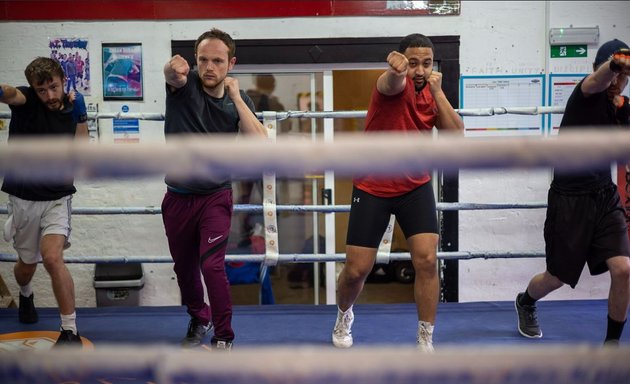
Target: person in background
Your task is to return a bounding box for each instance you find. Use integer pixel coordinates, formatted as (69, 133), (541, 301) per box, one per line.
(332, 33), (464, 352)
(515, 39), (630, 346)
(1, 57), (85, 347)
(162, 28), (266, 351)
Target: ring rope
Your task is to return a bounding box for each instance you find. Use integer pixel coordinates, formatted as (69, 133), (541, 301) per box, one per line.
(2, 129), (629, 180)
(0, 106), (566, 121)
(0, 251), (545, 264)
(1, 345), (628, 384)
(261, 111), (280, 267)
(0, 202), (548, 216)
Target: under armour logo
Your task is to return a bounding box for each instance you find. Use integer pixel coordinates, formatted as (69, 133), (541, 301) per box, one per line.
(353, 197), (360, 203)
(208, 235), (223, 244)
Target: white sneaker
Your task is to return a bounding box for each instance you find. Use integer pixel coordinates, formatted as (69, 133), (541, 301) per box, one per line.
(332, 307), (354, 348)
(417, 321), (435, 353)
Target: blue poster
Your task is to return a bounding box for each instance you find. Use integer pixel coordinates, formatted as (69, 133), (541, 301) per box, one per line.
(102, 43), (143, 100)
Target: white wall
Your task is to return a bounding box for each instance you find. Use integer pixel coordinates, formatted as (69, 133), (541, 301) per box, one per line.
(459, 1), (630, 302)
(0, 1), (629, 307)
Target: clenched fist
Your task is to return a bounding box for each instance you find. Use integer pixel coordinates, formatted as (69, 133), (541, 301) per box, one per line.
(387, 51), (409, 74)
(610, 48), (630, 75)
(223, 77), (241, 100)
(168, 55), (190, 77)
(427, 71), (443, 95)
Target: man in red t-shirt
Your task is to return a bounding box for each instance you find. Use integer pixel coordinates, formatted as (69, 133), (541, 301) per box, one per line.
(332, 33), (464, 352)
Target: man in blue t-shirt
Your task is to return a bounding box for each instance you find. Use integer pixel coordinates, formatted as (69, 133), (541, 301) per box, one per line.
(1, 57), (84, 347)
(162, 28), (266, 351)
(515, 39), (630, 345)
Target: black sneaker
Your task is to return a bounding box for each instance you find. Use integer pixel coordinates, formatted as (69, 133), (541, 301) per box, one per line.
(18, 293), (38, 324)
(515, 292), (542, 338)
(210, 337), (233, 351)
(53, 329), (82, 348)
(181, 317), (212, 348)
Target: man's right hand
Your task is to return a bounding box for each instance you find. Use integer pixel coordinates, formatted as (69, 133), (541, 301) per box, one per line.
(387, 51), (409, 74)
(168, 55), (190, 77)
(610, 48), (630, 75)
(164, 55), (190, 89)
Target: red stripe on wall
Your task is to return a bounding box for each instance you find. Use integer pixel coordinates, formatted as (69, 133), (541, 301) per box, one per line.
(152, 1), (333, 19)
(1, 1), (158, 20)
(0, 1), (333, 20)
(0, 0), (449, 21)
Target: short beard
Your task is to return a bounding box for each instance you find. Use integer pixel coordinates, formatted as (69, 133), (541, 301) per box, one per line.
(46, 99), (62, 110)
(414, 81), (427, 92)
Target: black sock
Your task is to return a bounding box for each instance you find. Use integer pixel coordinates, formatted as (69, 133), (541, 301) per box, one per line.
(519, 290), (537, 306)
(605, 315), (626, 341)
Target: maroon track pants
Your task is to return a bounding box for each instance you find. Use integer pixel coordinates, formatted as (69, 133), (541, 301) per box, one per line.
(161, 189), (234, 340)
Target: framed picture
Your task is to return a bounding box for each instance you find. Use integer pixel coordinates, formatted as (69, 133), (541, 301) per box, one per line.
(49, 37), (91, 96)
(102, 43), (143, 100)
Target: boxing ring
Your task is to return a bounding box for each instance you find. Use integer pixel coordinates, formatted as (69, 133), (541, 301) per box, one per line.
(1, 108), (630, 383)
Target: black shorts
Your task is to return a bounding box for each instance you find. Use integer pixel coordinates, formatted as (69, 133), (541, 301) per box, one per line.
(346, 182), (438, 248)
(545, 185), (630, 288)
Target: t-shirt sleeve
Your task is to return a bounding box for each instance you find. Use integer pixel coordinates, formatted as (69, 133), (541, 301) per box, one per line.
(240, 90), (257, 113)
(165, 71), (194, 97)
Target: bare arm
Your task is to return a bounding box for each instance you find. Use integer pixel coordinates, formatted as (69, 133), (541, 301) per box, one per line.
(582, 49), (630, 96)
(376, 51), (408, 96)
(0, 84), (27, 106)
(75, 122), (89, 138)
(164, 55), (189, 92)
(224, 77), (267, 137)
(428, 71), (464, 132)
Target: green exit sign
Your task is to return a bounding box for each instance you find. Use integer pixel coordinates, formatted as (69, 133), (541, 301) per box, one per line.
(551, 45), (587, 58)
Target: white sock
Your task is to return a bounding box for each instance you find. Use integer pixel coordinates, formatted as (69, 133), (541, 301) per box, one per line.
(19, 283), (33, 297)
(419, 320), (434, 334)
(339, 305), (353, 315)
(60, 312), (77, 334)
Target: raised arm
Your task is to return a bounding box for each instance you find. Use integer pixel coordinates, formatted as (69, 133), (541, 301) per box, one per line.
(164, 54), (190, 92)
(582, 48), (630, 96)
(69, 90), (89, 138)
(0, 84), (27, 106)
(376, 51), (409, 96)
(224, 77), (267, 138)
(428, 71), (464, 132)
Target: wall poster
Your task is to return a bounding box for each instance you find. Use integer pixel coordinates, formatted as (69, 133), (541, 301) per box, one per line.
(102, 43), (143, 100)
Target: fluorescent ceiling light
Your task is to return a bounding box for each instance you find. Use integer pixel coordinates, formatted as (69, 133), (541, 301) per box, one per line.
(549, 27), (599, 45)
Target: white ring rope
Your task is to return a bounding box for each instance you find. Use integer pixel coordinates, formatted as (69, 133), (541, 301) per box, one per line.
(1, 129), (629, 181)
(1, 345), (628, 384)
(261, 111), (280, 266)
(0, 202), (547, 215)
(0, 106), (565, 121)
(0, 251), (545, 264)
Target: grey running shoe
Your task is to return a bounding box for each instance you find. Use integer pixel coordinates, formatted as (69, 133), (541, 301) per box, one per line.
(182, 317), (212, 348)
(53, 329), (82, 348)
(332, 307), (354, 348)
(18, 293), (38, 324)
(515, 292), (542, 338)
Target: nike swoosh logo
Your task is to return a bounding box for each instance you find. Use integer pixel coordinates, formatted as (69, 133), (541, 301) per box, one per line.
(208, 235), (223, 244)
